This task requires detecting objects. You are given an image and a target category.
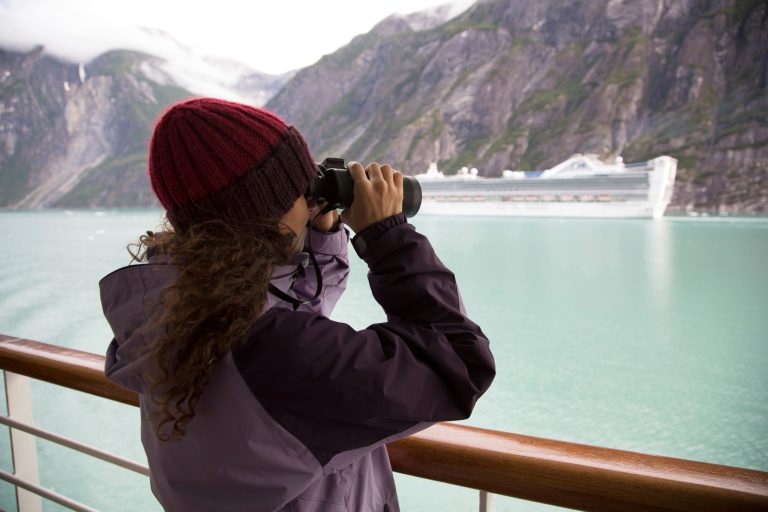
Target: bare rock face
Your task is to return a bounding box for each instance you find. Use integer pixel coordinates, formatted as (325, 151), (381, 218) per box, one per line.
(1, 0), (764, 212)
(0, 45), (292, 208)
(0, 48), (184, 207)
(268, 0), (767, 213)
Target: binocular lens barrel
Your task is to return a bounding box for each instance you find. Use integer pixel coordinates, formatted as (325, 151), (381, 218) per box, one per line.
(306, 159), (422, 218)
(401, 177), (422, 218)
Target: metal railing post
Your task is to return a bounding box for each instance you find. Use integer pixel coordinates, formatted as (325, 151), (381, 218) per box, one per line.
(4, 371), (43, 512)
(479, 491), (496, 512)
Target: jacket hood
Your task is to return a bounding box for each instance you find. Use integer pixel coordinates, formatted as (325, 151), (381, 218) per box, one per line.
(99, 255), (308, 393)
(99, 256), (177, 393)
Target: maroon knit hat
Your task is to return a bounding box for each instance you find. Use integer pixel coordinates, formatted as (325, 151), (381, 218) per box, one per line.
(148, 97), (317, 231)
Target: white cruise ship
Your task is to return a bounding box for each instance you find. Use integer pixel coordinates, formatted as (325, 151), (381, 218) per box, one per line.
(413, 154), (677, 218)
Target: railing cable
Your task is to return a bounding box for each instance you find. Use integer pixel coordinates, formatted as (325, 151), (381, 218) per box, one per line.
(0, 469), (99, 512)
(0, 415), (149, 476)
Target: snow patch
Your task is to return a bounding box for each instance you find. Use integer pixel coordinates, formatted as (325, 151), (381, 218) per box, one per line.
(443, 0), (475, 19)
(399, 0), (474, 26)
(139, 61), (170, 86)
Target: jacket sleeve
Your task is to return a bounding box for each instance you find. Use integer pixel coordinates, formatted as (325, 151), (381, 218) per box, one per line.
(233, 214), (494, 468)
(293, 223), (350, 317)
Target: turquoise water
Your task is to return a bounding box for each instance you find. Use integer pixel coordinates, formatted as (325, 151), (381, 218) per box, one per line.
(0, 210), (767, 511)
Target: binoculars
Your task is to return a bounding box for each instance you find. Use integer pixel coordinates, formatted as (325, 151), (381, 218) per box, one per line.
(306, 158), (422, 218)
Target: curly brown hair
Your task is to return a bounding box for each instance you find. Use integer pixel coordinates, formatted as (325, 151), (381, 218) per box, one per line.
(129, 217), (295, 441)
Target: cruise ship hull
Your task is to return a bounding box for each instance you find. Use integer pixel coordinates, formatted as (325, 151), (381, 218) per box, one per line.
(418, 200), (658, 218)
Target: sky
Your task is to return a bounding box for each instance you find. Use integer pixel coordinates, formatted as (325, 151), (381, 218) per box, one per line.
(0, 0), (474, 75)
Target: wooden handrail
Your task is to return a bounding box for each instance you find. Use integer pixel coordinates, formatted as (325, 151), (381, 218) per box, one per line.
(1, 334), (767, 512)
(0, 335), (138, 407)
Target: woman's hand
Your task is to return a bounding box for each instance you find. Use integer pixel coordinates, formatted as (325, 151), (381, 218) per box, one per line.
(341, 162), (404, 233)
(311, 208), (340, 232)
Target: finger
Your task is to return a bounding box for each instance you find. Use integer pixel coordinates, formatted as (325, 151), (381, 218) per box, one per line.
(367, 162), (383, 181)
(313, 209), (338, 231)
(392, 170), (404, 191)
(381, 164), (394, 186)
(348, 161), (367, 183)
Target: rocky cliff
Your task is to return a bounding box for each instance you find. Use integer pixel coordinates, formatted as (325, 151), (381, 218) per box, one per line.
(1, 0), (765, 212)
(0, 45), (289, 208)
(268, 0), (767, 213)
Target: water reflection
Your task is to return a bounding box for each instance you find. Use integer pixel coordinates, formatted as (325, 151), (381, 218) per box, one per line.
(645, 218), (673, 310)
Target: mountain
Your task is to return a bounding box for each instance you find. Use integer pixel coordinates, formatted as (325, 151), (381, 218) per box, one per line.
(267, 0), (767, 213)
(0, 38), (292, 208)
(1, 0), (765, 212)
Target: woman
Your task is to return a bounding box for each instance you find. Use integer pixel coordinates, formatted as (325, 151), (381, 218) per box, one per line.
(100, 97), (495, 511)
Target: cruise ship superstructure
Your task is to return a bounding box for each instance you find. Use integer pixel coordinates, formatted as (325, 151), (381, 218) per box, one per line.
(414, 154), (677, 218)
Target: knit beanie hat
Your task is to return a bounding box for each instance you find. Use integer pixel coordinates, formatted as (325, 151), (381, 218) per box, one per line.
(148, 97), (317, 232)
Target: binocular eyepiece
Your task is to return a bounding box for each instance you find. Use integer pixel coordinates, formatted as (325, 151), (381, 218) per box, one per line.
(305, 157), (422, 218)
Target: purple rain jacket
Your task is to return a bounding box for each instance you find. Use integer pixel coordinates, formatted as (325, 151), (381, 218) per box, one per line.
(100, 214), (495, 512)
